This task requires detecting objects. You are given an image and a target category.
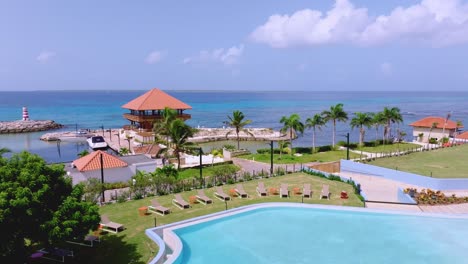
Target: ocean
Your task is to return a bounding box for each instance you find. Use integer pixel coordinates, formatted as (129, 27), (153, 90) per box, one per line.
(1, 90), (467, 163)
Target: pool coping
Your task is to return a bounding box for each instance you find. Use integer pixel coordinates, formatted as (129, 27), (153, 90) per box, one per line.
(145, 202), (468, 264)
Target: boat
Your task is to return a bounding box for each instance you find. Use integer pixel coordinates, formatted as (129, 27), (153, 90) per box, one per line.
(87, 136), (108, 149)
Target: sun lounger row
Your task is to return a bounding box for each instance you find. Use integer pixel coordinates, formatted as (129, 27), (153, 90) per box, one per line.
(256, 182), (330, 199)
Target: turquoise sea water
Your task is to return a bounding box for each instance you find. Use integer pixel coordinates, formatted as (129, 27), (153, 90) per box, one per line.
(174, 207), (468, 264)
(1, 90), (468, 163)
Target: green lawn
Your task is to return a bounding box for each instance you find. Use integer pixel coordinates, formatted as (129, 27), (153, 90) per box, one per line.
(367, 144), (468, 178)
(52, 173), (363, 264)
(355, 143), (421, 153)
(239, 150), (359, 164)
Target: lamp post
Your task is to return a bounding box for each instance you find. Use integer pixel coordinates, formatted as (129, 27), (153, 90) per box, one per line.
(101, 125), (105, 136)
(345, 132), (350, 160)
(199, 147), (203, 188)
(100, 152), (105, 203)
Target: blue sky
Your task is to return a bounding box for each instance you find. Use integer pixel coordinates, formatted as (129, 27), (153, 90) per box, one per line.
(1, 0), (468, 91)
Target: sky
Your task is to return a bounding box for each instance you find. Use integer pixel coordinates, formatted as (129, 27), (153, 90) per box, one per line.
(1, 0), (468, 91)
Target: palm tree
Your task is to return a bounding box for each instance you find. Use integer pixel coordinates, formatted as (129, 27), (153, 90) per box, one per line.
(427, 122), (438, 147)
(452, 120), (463, 144)
(441, 112), (451, 141)
(321, 103), (348, 148)
(350, 112), (373, 147)
(277, 140), (291, 160)
(305, 114), (326, 153)
(224, 110), (254, 150)
(380, 107), (403, 143)
(371, 112), (385, 146)
(279, 113), (304, 152)
(119, 147), (130, 156)
(167, 119), (195, 170)
(0, 147), (11, 157)
(153, 107), (177, 146)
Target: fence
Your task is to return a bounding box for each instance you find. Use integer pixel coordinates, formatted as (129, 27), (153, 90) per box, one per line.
(341, 159), (468, 190)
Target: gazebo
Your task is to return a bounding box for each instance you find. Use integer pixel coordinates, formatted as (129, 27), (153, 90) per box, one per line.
(122, 88), (192, 130)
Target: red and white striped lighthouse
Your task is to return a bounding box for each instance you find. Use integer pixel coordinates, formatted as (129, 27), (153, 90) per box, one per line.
(22, 107), (29, 121)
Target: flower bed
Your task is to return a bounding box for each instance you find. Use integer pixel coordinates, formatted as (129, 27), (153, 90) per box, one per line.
(404, 188), (468, 205)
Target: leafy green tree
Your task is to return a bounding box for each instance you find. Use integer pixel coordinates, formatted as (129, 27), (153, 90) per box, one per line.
(278, 140), (291, 160)
(167, 119), (195, 170)
(280, 113), (304, 153)
(0, 147), (11, 157)
(305, 114), (326, 153)
(154, 164), (179, 178)
(380, 107), (403, 143)
(321, 103), (348, 148)
(0, 152), (100, 260)
(130, 170), (151, 198)
(350, 112), (373, 147)
(224, 110), (254, 150)
(427, 122), (439, 146)
(119, 147), (130, 156)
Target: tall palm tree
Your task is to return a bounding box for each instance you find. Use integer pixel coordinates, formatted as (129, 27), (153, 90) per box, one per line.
(321, 103), (348, 148)
(153, 107), (177, 146)
(167, 119), (195, 170)
(380, 107), (403, 143)
(305, 114), (326, 153)
(441, 111), (451, 141)
(224, 110), (253, 150)
(350, 112), (373, 147)
(280, 113), (304, 152)
(371, 112), (385, 146)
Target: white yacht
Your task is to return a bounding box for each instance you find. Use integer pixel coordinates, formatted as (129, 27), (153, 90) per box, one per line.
(87, 136), (108, 149)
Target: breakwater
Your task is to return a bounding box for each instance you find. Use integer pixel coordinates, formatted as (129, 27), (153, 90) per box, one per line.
(0, 120), (63, 134)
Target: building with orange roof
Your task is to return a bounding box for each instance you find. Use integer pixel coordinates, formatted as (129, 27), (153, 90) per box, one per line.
(409, 116), (462, 143)
(122, 88), (192, 130)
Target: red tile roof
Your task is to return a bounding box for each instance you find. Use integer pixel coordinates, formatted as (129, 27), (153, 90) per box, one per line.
(409, 116), (461, 129)
(73, 150), (128, 172)
(456, 131), (468, 140)
(122, 88), (192, 111)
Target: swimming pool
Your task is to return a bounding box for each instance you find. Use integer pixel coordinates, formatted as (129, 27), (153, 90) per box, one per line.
(150, 204), (468, 264)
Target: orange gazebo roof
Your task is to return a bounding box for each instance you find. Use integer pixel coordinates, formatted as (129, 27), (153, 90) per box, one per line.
(409, 117), (460, 129)
(73, 150), (128, 172)
(122, 88), (192, 111)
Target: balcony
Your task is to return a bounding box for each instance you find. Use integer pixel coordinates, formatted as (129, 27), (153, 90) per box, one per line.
(123, 113), (191, 123)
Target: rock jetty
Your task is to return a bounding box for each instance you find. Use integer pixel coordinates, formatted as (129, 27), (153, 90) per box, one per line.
(0, 120), (63, 134)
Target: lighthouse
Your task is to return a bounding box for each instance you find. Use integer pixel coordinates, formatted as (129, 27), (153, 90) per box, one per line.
(22, 107), (29, 121)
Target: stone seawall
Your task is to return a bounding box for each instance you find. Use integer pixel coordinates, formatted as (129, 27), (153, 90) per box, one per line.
(0, 120), (63, 134)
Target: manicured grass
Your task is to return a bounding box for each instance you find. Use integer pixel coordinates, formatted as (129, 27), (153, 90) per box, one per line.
(355, 143), (421, 153)
(178, 164), (240, 179)
(367, 144), (468, 178)
(239, 150), (360, 164)
(58, 173), (363, 263)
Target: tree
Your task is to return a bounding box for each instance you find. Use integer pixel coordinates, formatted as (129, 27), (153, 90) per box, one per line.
(224, 110), (254, 150)
(321, 103), (348, 148)
(371, 112), (385, 146)
(119, 147), (130, 156)
(280, 113), (304, 153)
(427, 122), (439, 146)
(0, 152), (100, 260)
(167, 119), (195, 170)
(153, 107), (177, 146)
(452, 120), (463, 144)
(277, 140), (291, 160)
(441, 111), (452, 141)
(350, 112), (373, 147)
(77, 149), (89, 157)
(0, 147), (11, 157)
(380, 107), (403, 143)
(305, 114), (326, 153)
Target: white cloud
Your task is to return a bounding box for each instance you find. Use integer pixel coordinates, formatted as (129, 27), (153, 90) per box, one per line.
(36, 51), (56, 63)
(250, 0), (468, 47)
(380, 62), (393, 76)
(145, 51), (166, 64)
(183, 44), (244, 65)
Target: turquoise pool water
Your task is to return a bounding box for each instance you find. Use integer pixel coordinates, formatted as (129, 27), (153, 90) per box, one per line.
(173, 206), (468, 264)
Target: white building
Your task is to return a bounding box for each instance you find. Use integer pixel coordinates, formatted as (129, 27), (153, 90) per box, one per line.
(409, 116), (461, 143)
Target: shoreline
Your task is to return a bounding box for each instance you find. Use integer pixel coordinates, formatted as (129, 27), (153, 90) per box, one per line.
(0, 120), (63, 134)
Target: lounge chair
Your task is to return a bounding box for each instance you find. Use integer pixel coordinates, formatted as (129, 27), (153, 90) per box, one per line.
(256, 182), (267, 196)
(66, 234), (100, 247)
(37, 247), (74, 263)
(148, 199), (171, 215)
(320, 184), (331, 200)
(196, 190), (213, 205)
(214, 186), (231, 201)
(303, 183), (312, 198)
(100, 215), (124, 233)
(172, 194), (190, 209)
(280, 183), (289, 198)
(235, 184), (248, 198)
